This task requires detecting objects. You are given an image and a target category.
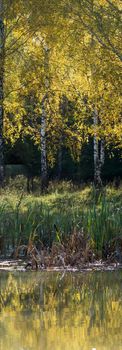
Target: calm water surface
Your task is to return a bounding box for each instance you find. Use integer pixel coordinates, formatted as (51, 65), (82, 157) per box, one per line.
(0, 270), (122, 350)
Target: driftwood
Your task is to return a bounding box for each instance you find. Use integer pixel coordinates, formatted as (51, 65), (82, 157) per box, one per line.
(13, 231), (122, 270)
(14, 243), (44, 270)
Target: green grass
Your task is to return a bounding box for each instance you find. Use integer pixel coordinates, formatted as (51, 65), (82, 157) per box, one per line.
(0, 181), (122, 257)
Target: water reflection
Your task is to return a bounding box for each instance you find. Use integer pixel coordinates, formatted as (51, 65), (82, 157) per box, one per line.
(0, 271), (122, 350)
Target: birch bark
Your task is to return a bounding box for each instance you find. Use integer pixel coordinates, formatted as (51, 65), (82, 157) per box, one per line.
(40, 38), (49, 192)
(41, 94), (47, 191)
(93, 108), (105, 187)
(0, 0), (4, 186)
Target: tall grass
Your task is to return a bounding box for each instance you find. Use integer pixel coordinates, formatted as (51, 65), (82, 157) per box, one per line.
(0, 184), (121, 257)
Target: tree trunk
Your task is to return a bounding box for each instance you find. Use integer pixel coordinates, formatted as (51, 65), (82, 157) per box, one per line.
(41, 95), (47, 192)
(100, 139), (105, 166)
(0, 0), (4, 187)
(40, 38), (49, 192)
(93, 109), (105, 187)
(58, 95), (68, 181)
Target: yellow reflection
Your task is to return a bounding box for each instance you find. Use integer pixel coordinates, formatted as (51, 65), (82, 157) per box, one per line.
(0, 271), (122, 350)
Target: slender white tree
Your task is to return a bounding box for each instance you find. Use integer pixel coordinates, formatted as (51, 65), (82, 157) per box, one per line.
(93, 108), (105, 187)
(36, 36), (50, 191)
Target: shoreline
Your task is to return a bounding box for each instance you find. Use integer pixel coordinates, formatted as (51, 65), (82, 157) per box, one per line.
(0, 259), (122, 272)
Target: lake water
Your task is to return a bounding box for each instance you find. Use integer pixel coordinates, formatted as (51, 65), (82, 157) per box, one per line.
(0, 270), (122, 350)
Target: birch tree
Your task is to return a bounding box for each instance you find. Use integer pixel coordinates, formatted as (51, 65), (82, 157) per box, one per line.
(0, 0), (48, 186)
(41, 38), (50, 191)
(40, 95), (47, 191)
(67, 0), (122, 62)
(35, 36), (50, 191)
(93, 109), (105, 187)
(1, 0), (121, 188)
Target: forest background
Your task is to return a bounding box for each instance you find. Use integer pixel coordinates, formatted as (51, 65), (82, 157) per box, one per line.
(0, 0), (122, 262)
(0, 0), (121, 192)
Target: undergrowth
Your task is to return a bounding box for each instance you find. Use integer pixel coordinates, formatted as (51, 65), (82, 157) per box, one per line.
(0, 182), (122, 259)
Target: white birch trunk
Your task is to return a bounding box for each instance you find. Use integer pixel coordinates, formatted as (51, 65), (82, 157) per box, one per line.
(40, 38), (49, 192)
(100, 139), (105, 166)
(93, 109), (104, 187)
(58, 96), (67, 180)
(0, 0), (4, 186)
(41, 95), (47, 191)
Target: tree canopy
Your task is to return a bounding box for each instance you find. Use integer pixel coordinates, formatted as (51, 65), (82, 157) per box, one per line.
(0, 0), (121, 187)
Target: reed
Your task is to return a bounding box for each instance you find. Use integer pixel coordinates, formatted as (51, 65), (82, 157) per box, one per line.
(0, 184), (121, 257)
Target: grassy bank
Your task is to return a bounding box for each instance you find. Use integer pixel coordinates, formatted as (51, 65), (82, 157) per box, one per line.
(0, 181), (122, 260)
